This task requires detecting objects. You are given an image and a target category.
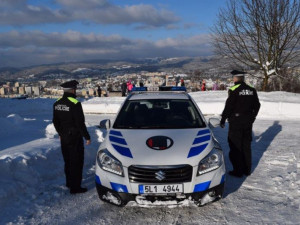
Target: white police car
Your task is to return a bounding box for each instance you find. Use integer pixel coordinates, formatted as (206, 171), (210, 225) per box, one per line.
(95, 87), (225, 206)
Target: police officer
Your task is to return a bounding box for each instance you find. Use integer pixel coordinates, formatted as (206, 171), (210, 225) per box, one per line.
(53, 80), (91, 194)
(220, 70), (260, 177)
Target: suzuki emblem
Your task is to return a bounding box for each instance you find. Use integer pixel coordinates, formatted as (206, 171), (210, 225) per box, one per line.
(155, 170), (166, 181)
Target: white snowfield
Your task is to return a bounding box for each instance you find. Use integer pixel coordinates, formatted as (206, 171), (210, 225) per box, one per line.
(0, 91), (299, 224)
(82, 91), (300, 119)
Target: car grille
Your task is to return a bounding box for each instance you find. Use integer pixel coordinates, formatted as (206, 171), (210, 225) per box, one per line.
(128, 164), (193, 183)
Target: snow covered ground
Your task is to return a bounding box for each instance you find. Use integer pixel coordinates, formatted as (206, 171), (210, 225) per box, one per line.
(0, 91), (299, 224)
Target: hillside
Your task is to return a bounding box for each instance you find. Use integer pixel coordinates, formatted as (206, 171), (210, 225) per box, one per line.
(0, 57), (234, 82)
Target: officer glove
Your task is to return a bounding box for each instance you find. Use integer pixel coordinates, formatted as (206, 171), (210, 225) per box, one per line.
(220, 118), (226, 128)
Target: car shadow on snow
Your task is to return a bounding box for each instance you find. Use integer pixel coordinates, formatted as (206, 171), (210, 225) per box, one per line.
(213, 120), (282, 198)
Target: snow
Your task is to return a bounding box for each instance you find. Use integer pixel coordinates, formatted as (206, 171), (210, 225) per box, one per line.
(0, 91), (300, 224)
(82, 91), (300, 119)
(267, 69), (276, 75)
(72, 68), (91, 73)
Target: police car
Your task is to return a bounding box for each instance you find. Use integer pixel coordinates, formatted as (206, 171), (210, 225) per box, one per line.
(95, 87), (225, 206)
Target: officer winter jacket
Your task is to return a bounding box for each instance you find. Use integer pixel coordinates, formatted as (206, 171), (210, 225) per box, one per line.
(221, 81), (260, 123)
(53, 92), (90, 140)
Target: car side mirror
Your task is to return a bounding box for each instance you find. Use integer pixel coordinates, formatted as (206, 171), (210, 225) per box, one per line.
(208, 118), (220, 129)
(99, 119), (111, 129)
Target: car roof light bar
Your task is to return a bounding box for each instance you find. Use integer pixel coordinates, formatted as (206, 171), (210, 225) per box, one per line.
(131, 86), (186, 93)
(131, 87), (148, 92)
(159, 86), (187, 92)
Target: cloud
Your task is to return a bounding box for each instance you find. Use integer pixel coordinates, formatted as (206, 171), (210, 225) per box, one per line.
(0, 30), (132, 48)
(56, 0), (110, 9)
(0, 0), (179, 27)
(0, 30), (213, 67)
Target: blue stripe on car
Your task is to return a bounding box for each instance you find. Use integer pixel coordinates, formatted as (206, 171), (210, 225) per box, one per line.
(110, 182), (128, 193)
(95, 175), (101, 185)
(193, 181), (211, 192)
(192, 135), (211, 145)
(220, 174), (226, 184)
(139, 185), (144, 194)
(197, 129), (210, 136)
(111, 144), (133, 158)
(109, 135), (127, 145)
(110, 130), (123, 137)
(187, 143), (208, 158)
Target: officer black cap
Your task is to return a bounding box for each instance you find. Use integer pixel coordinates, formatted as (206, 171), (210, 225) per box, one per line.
(231, 70), (247, 76)
(60, 80), (79, 89)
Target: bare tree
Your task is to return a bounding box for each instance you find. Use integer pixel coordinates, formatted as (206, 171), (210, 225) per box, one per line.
(211, 0), (300, 91)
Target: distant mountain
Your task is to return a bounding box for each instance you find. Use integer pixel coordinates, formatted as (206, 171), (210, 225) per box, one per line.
(0, 56), (234, 82)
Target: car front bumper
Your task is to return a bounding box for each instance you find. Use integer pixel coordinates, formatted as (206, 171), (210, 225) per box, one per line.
(95, 181), (224, 206)
(95, 163), (226, 206)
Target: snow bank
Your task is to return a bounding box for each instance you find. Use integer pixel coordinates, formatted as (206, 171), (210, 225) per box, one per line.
(0, 98), (102, 223)
(0, 124), (101, 223)
(45, 123), (58, 138)
(82, 91), (300, 119)
(82, 96), (124, 114)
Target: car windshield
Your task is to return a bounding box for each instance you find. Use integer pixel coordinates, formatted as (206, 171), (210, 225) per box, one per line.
(113, 99), (206, 129)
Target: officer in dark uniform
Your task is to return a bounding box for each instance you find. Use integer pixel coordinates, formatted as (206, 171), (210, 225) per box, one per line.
(53, 80), (91, 194)
(220, 70), (260, 177)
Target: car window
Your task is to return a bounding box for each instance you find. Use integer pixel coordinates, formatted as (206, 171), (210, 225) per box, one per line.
(113, 99), (206, 129)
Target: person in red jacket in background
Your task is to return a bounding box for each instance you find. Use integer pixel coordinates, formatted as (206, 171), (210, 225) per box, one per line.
(127, 80), (133, 93)
(201, 80), (206, 91)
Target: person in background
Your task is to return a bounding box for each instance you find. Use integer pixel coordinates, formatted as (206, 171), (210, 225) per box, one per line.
(97, 85), (101, 97)
(180, 78), (185, 87)
(212, 82), (218, 91)
(121, 81), (127, 97)
(220, 70), (260, 177)
(53, 80), (91, 194)
(201, 81), (206, 91)
(127, 80), (133, 93)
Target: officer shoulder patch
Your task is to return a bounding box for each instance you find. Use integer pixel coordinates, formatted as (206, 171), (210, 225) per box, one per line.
(67, 97), (79, 104)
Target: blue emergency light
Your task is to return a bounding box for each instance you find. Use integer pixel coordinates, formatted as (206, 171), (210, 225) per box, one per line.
(171, 86), (187, 92)
(131, 86), (186, 92)
(159, 86), (187, 92)
(131, 87), (148, 92)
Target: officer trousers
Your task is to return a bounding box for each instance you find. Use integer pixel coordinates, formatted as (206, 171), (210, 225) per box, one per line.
(60, 131), (84, 190)
(228, 120), (253, 175)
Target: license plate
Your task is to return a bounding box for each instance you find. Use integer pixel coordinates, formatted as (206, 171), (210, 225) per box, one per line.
(139, 184), (183, 194)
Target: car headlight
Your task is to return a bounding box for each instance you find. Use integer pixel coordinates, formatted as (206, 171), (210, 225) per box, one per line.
(97, 149), (124, 177)
(197, 148), (223, 176)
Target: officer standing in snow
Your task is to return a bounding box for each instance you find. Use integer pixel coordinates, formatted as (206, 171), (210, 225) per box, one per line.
(53, 80), (91, 194)
(220, 70), (260, 177)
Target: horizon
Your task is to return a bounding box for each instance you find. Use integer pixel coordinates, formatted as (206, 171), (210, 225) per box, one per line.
(0, 0), (226, 68)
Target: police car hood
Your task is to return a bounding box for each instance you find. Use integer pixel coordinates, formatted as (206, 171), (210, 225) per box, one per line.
(106, 128), (214, 167)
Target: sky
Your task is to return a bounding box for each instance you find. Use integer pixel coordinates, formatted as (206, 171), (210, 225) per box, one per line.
(0, 0), (227, 68)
